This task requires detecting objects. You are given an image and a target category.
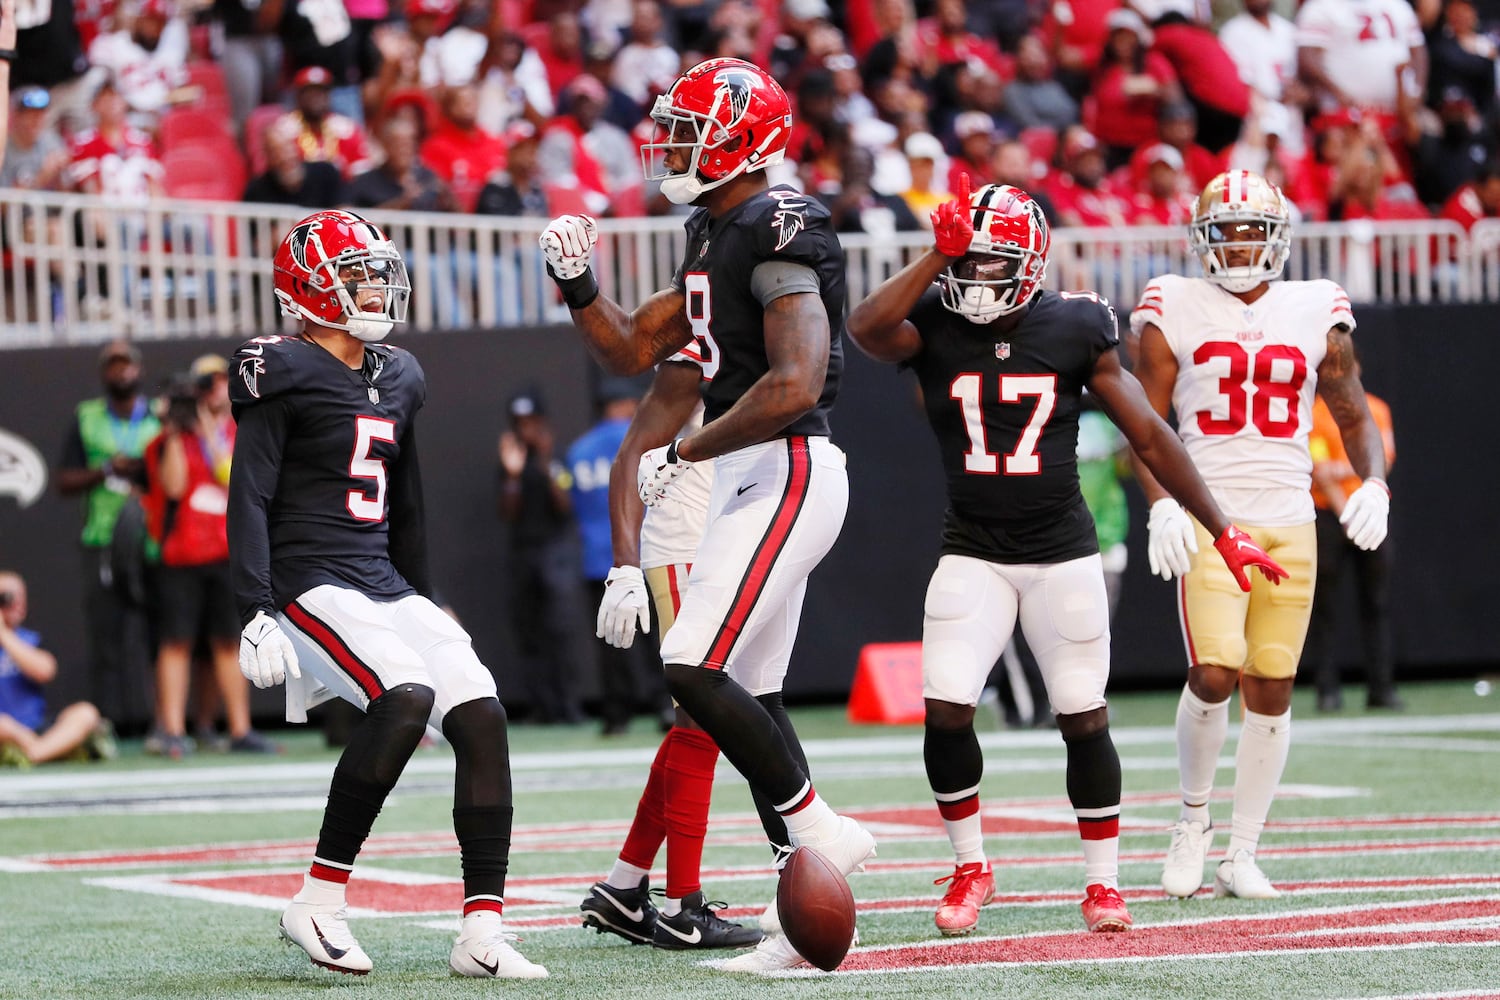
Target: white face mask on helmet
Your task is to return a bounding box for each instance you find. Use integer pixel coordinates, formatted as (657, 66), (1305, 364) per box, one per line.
(937, 184), (1051, 324)
(1189, 170), (1292, 292)
(273, 210), (411, 340)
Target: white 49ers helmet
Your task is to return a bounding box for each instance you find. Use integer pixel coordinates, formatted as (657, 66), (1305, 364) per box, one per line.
(1189, 170), (1292, 293)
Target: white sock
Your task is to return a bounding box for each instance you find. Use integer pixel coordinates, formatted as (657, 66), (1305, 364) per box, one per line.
(661, 896), (683, 916)
(1227, 707), (1292, 859)
(294, 872), (346, 906)
(777, 784), (840, 844)
(935, 784), (986, 865)
(606, 859), (650, 891)
(1176, 684), (1229, 826)
(461, 910), (502, 938)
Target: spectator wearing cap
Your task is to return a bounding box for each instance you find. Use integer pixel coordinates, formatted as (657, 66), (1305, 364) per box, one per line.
(86, 0), (193, 130)
(900, 130), (950, 226)
(418, 80), (507, 213)
(65, 76), (163, 204)
(990, 138), (1061, 224)
(404, 0), (462, 87)
(1126, 142), (1194, 224)
(476, 121), (546, 216)
(55, 340), (161, 734)
(1135, 0), (1252, 153)
(474, 30), (553, 135)
(1296, 0), (1426, 128)
(1002, 35), (1079, 134)
(350, 113), (455, 211)
(1046, 125), (1130, 227)
(6, 0), (93, 140)
(1440, 156), (1500, 230)
(274, 66), (373, 179)
(1127, 99), (1221, 191)
(2, 86), (69, 190)
(1090, 7), (1181, 169)
(537, 72), (642, 216)
(261, 0), (383, 124)
(610, 0), (680, 110)
(497, 388), (587, 726)
(946, 110), (999, 193)
(241, 115), (346, 206)
(1426, 0), (1497, 119)
(1408, 86), (1495, 208)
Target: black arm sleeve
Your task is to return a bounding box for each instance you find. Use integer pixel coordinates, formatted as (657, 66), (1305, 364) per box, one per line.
(227, 397), (292, 625)
(387, 422), (432, 598)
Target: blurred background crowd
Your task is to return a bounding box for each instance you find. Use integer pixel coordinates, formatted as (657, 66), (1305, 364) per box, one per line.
(5, 0), (1500, 234)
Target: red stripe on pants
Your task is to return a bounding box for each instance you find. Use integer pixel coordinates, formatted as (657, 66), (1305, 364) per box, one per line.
(285, 602), (386, 701)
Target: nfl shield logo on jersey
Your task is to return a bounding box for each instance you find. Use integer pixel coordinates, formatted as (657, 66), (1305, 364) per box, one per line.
(995, 342), (1011, 360)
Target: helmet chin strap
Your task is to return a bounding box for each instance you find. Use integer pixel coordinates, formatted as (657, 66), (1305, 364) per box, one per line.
(346, 317), (393, 342)
(661, 173), (703, 205)
(960, 285), (1005, 324)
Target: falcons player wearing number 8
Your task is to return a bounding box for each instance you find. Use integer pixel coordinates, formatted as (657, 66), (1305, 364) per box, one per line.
(542, 58), (875, 973)
(846, 175), (1286, 938)
(227, 210), (546, 980)
(1129, 170), (1389, 901)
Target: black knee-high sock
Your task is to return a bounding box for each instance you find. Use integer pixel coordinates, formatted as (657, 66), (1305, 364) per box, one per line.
(924, 721), (984, 797)
(749, 691), (809, 856)
(315, 684), (434, 869)
(664, 664), (807, 805)
(1063, 726), (1121, 812)
(444, 698), (514, 913)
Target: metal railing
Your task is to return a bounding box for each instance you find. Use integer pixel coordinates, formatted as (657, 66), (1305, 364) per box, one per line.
(0, 189), (1488, 348)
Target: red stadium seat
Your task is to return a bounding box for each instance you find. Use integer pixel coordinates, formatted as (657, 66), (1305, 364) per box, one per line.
(159, 106), (235, 151)
(244, 104), (289, 176)
(162, 140), (247, 202)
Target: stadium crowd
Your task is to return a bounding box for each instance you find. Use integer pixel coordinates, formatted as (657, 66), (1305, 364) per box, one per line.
(5, 0), (1500, 233)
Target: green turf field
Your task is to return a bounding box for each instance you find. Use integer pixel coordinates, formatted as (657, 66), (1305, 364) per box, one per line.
(2, 681), (1498, 1000)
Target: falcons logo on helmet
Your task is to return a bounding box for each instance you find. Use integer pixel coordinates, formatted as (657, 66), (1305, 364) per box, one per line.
(714, 67), (756, 126)
(285, 219), (322, 271)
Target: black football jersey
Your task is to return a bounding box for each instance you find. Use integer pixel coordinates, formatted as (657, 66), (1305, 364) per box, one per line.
(672, 185), (845, 438)
(227, 335), (429, 623)
(906, 288), (1120, 564)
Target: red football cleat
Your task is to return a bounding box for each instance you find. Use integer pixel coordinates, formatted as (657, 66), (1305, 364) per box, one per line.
(1081, 883), (1132, 932)
(933, 861), (995, 936)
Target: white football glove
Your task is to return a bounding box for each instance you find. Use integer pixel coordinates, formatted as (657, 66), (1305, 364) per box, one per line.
(596, 565), (651, 649)
(238, 611), (301, 690)
(1339, 478), (1389, 550)
(638, 439), (692, 507)
(1146, 498), (1198, 582)
(539, 214), (598, 280)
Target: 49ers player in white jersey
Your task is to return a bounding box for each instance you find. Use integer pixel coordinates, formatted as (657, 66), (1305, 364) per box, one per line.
(1128, 170), (1391, 900)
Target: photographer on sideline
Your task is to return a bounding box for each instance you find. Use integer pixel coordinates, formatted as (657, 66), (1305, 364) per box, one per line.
(143, 355), (276, 757)
(0, 569), (116, 766)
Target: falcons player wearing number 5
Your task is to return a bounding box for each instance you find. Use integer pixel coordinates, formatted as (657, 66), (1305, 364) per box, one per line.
(541, 58), (875, 973)
(1129, 171), (1389, 901)
(846, 176), (1286, 938)
(227, 210), (546, 980)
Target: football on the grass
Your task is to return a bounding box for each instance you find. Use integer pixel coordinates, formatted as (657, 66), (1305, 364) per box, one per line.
(776, 846), (856, 971)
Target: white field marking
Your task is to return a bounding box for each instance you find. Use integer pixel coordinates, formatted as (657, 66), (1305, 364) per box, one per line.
(1343, 991), (1500, 999)
(4, 712), (1496, 797)
(1300, 735), (1500, 754)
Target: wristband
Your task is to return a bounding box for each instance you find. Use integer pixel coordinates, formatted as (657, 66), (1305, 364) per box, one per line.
(0, 49), (18, 63)
(666, 439), (680, 464)
(547, 264), (599, 310)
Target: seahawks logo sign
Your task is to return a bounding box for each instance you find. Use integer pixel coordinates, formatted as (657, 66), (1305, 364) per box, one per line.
(0, 427), (47, 509)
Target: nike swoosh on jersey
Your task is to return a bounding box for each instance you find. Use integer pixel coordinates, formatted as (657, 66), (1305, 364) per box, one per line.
(737, 482), (757, 496)
(600, 889), (645, 923)
(658, 922), (703, 945)
(242, 344), (264, 356)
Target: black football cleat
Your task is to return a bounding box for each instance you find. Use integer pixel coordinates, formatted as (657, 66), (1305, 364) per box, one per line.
(580, 877), (658, 944)
(652, 892), (764, 950)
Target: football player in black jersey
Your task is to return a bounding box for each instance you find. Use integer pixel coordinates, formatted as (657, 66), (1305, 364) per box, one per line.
(227, 210), (546, 981)
(845, 178), (1288, 938)
(541, 58), (873, 972)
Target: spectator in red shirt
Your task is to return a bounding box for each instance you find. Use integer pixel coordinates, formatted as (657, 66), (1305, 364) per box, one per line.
(1440, 158), (1500, 230)
(1089, 7), (1180, 169)
(276, 66), (373, 180)
(1040, 0), (1119, 100)
(536, 73), (643, 216)
(66, 76), (162, 204)
(535, 9), (584, 103)
(1125, 100), (1221, 191)
(1327, 128), (1428, 221)
(419, 80), (508, 213)
(913, 0), (1014, 83)
(1046, 125), (1130, 227)
(1138, 0), (1252, 153)
(1127, 143), (1195, 225)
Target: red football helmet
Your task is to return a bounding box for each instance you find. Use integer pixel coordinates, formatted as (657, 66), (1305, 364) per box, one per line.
(273, 210), (410, 341)
(939, 184), (1050, 323)
(640, 58), (793, 205)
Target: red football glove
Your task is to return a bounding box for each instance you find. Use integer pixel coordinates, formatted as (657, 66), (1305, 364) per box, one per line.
(931, 171), (974, 257)
(1213, 525), (1289, 592)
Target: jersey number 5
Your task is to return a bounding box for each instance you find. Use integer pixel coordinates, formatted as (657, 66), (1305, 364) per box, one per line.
(348, 416), (397, 521)
(950, 373), (1057, 475)
(683, 272), (721, 380)
(1193, 342), (1307, 439)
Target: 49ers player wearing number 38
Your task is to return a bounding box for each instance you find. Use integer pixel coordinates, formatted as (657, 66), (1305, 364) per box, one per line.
(845, 175), (1287, 939)
(1128, 170), (1390, 901)
(227, 209), (546, 980)
(542, 57), (874, 973)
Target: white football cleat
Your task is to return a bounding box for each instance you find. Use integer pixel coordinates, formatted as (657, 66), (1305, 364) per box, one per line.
(711, 933), (810, 973)
(449, 913), (549, 978)
(1162, 819), (1214, 898)
(801, 815), (877, 877)
(1213, 849), (1281, 899)
(279, 899), (372, 975)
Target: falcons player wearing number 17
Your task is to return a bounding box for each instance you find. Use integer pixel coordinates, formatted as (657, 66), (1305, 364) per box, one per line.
(845, 176), (1287, 938)
(227, 210), (545, 980)
(1129, 171), (1390, 901)
(541, 58), (875, 973)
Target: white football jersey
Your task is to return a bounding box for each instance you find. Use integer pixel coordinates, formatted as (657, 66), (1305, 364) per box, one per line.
(639, 351), (713, 569)
(1131, 275), (1354, 525)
